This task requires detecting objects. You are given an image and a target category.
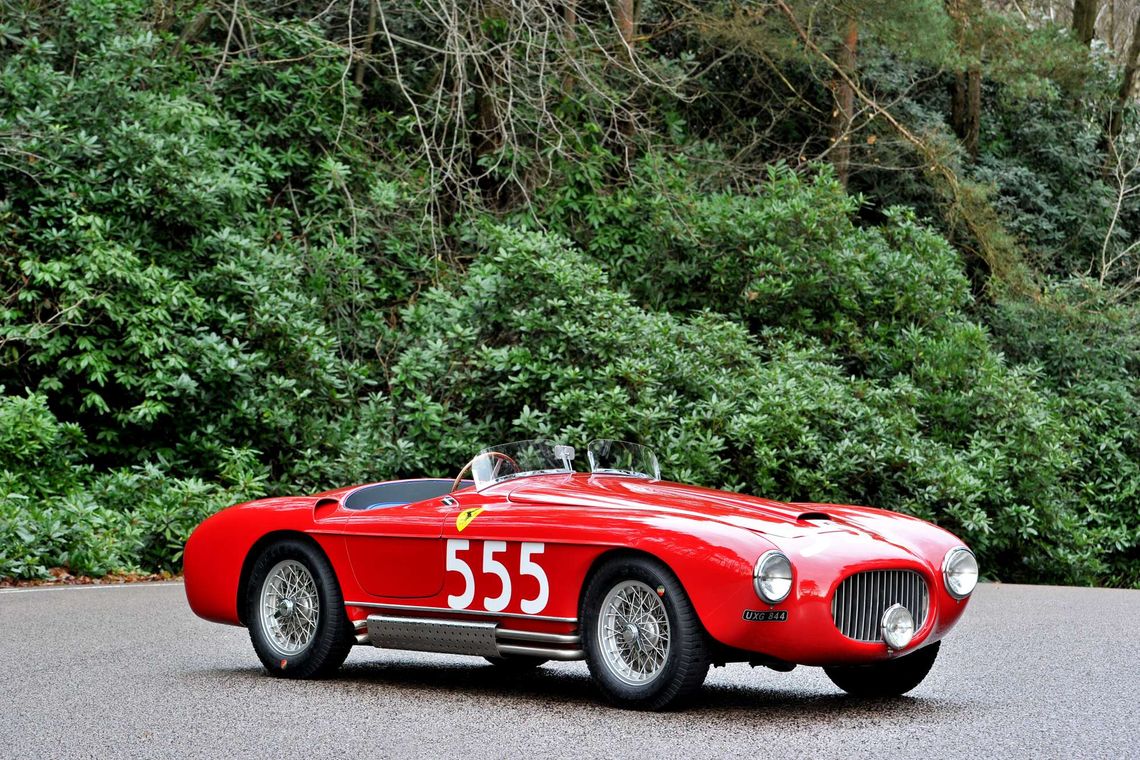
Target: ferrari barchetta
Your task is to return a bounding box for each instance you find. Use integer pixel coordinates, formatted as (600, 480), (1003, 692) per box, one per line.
(184, 439), (978, 709)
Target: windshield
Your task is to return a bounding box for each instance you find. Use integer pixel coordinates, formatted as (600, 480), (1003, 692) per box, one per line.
(470, 440), (575, 490)
(586, 439), (660, 480)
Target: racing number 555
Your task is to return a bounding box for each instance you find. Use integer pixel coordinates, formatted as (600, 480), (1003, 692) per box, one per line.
(445, 539), (549, 614)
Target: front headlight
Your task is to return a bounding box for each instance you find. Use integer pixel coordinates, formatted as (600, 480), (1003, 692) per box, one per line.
(943, 547), (978, 599)
(753, 550), (793, 603)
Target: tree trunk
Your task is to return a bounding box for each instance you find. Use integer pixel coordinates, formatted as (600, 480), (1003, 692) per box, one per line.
(354, 0), (380, 89)
(1072, 0), (1099, 48)
(171, 11), (212, 58)
(1107, 13), (1140, 143)
(965, 66), (981, 160)
(831, 18), (858, 187)
(951, 71), (967, 136)
(1109, 0), (1117, 52)
(610, 0), (640, 156)
(562, 1), (578, 91)
(613, 0), (636, 45)
(947, 0), (982, 162)
(472, 3), (509, 208)
(951, 67), (982, 161)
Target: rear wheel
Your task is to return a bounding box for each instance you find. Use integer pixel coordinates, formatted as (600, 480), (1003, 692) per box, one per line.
(581, 556), (710, 710)
(824, 641), (941, 697)
(246, 538), (353, 679)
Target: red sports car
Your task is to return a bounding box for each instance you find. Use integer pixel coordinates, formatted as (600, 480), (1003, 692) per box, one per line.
(184, 439), (978, 709)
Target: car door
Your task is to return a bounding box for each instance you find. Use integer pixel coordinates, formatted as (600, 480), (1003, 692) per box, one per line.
(341, 495), (453, 598)
(436, 489), (567, 618)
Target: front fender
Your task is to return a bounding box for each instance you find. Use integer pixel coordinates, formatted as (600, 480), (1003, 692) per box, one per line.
(183, 497), (320, 626)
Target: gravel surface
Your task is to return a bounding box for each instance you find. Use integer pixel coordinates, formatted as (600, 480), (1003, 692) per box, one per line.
(1, 581), (1137, 759)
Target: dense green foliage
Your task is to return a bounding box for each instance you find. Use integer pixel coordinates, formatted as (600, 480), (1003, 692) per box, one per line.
(1, 1), (1138, 586)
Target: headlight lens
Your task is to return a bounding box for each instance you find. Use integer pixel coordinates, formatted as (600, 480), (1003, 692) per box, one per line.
(943, 547), (978, 599)
(881, 604), (915, 650)
(753, 551), (793, 603)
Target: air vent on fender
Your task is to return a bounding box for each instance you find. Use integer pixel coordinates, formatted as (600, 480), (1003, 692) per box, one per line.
(314, 497), (340, 520)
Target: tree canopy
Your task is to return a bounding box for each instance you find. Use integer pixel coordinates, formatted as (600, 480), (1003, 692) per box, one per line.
(1, 0), (1139, 587)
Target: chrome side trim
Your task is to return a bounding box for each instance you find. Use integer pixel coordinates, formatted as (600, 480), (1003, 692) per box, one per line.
(496, 629), (581, 645)
(345, 601), (577, 624)
(360, 613), (586, 661)
(368, 615), (500, 657)
(496, 644), (584, 661)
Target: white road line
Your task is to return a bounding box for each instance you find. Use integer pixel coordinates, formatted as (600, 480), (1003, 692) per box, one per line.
(0, 581), (184, 595)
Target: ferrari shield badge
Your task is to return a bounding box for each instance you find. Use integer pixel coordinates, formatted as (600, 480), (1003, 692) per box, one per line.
(456, 507), (485, 532)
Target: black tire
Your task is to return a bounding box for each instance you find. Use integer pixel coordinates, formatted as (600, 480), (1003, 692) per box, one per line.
(245, 538), (353, 679)
(483, 655), (549, 671)
(824, 640), (941, 697)
(581, 556), (710, 710)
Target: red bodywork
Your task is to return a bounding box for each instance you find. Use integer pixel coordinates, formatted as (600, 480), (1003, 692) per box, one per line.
(184, 473), (971, 666)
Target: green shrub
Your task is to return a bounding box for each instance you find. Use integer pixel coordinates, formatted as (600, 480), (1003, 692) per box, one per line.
(0, 389), (88, 499)
(987, 283), (1140, 586)
(0, 2), (1136, 590)
(0, 1), (422, 484)
(0, 439), (269, 579)
(386, 223), (1096, 583)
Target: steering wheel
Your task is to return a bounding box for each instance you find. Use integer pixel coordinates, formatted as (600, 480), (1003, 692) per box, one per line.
(450, 451), (519, 493)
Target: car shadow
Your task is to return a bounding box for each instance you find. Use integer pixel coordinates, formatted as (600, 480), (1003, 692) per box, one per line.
(197, 658), (969, 720)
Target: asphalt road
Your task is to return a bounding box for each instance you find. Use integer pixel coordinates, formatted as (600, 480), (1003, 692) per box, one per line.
(1, 582), (1137, 759)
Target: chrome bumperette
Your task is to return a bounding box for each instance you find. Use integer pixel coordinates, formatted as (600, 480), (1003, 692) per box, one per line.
(830, 569), (929, 643)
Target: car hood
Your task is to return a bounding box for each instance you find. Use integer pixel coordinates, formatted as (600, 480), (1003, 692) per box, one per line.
(503, 475), (958, 566)
(505, 475), (855, 539)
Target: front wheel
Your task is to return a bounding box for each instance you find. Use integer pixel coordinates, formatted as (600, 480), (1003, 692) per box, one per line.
(245, 538), (353, 679)
(581, 556), (710, 710)
(824, 640), (941, 697)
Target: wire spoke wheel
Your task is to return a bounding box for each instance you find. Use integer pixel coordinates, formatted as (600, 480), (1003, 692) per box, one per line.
(259, 559), (320, 656)
(583, 558), (709, 709)
(246, 539), (352, 679)
(598, 580), (671, 686)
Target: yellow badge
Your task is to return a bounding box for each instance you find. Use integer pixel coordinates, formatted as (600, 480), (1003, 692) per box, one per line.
(456, 507), (484, 532)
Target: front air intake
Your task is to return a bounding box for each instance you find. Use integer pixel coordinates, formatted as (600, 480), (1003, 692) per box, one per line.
(831, 570), (929, 642)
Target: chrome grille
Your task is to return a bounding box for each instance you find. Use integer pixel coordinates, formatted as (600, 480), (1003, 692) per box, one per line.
(831, 570), (929, 642)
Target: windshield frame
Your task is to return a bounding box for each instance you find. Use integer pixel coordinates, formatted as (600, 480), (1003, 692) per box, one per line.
(469, 439), (575, 490)
(586, 439), (661, 480)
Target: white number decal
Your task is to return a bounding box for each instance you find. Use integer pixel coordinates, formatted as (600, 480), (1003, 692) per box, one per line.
(519, 542), (549, 614)
(446, 539), (475, 609)
(482, 541), (511, 612)
(444, 539), (548, 614)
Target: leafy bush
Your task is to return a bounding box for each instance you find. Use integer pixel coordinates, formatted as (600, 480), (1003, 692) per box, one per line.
(0, 1), (421, 578)
(385, 222), (1100, 584)
(0, 2), (423, 482)
(988, 283), (1140, 586)
(1, 2), (1137, 590)
(0, 389), (270, 577)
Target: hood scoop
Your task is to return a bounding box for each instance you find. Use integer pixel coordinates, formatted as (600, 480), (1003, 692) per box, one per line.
(798, 511), (832, 522)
